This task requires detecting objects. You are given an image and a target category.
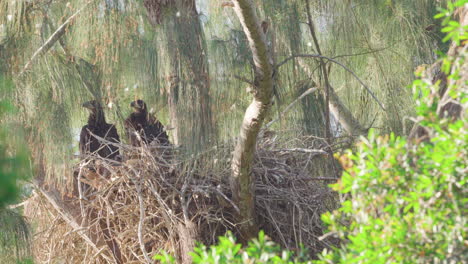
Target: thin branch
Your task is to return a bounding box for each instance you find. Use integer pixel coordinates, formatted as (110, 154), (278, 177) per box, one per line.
(264, 87), (318, 129)
(233, 75), (255, 86)
(135, 177), (152, 264)
(19, 0), (93, 76)
(297, 177), (339, 181)
(273, 148), (327, 155)
(32, 179), (114, 263)
(331, 46), (390, 60)
(276, 54), (386, 111)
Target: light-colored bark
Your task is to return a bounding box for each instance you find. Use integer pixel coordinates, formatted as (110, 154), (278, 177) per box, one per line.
(328, 85), (367, 135)
(230, 0), (274, 241)
(297, 58), (367, 136)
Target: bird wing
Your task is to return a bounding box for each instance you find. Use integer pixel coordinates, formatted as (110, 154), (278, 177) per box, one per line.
(106, 124), (120, 144)
(145, 120), (170, 145)
(124, 115), (142, 146)
(79, 125), (91, 156)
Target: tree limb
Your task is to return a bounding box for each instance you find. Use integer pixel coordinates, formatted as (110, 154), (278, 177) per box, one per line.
(230, 0), (274, 241)
(264, 87), (318, 129)
(296, 58), (367, 136)
(277, 54), (385, 111)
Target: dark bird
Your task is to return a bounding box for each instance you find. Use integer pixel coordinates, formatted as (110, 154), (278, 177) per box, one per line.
(124, 99), (170, 147)
(77, 100), (123, 264)
(80, 100), (120, 160)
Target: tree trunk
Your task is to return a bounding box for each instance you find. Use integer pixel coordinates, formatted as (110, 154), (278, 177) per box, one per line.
(230, 0), (274, 241)
(144, 0), (214, 150)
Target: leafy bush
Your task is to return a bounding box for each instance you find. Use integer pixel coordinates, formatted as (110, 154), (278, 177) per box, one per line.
(316, 5), (466, 263)
(0, 77), (30, 208)
(0, 78), (33, 264)
(154, 231), (311, 264)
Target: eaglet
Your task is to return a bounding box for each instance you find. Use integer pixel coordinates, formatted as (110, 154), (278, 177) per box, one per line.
(124, 99), (170, 147)
(80, 100), (120, 160)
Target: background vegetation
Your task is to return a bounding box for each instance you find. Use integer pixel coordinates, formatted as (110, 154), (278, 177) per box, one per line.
(153, 4), (467, 261)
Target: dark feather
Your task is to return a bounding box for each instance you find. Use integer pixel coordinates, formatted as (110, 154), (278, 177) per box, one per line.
(79, 101), (120, 160)
(125, 100), (170, 147)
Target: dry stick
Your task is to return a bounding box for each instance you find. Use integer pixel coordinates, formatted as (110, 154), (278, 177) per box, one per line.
(32, 180), (115, 263)
(274, 148), (327, 155)
(77, 160), (91, 226)
(276, 54), (385, 111)
(233, 74), (255, 86)
(135, 177), (152, 264)
(296, 177), (339, 182)
(19, 0), (93, 76)
(264, 87), (318, 129)
(263, 201), (288, 246)
(331, 46), (390, 60)
(211, 187), (240, 214)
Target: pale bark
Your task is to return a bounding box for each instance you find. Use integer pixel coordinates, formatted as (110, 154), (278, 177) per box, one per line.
(297, 58), (367, 136)
(230, 0), (274, 241)
(328, 85), (367, 135)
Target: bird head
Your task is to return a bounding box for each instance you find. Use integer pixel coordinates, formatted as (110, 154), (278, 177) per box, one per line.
(82, 100), (102, 113)
(130, 99), (147, 113)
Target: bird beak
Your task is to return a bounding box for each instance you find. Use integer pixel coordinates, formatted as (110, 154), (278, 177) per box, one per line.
(130, 101), (136, 108)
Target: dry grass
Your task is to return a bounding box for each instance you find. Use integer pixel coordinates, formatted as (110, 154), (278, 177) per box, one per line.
(25, 133), (349, 263)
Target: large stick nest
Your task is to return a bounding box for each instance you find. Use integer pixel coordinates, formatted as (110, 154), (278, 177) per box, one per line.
(25, 133), (346, 263)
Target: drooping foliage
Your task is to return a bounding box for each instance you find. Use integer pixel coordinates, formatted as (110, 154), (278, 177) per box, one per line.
(0, 0), (442, 182)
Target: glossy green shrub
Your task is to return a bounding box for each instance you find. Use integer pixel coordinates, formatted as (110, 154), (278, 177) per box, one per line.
(316, 5), (466, 263)
(154, 231), (311, 264)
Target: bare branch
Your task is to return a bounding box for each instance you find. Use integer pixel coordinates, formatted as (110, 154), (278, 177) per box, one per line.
(304, 0), (332, 142)
(134, 177), (152, 264)
(264, 87), (318, 129)
(272, 148), (327, 155)
(19, 0), (93, 76)
(233, 74), (255, 86)
(276, 54), (386, 111)
(331, 46), (390, 60)
(32, 179), (115, 263)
